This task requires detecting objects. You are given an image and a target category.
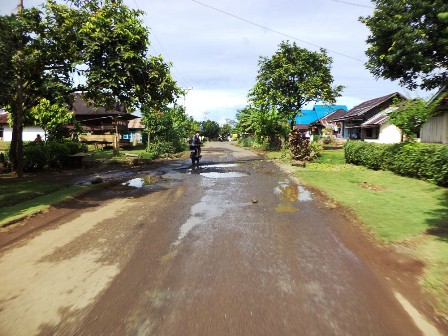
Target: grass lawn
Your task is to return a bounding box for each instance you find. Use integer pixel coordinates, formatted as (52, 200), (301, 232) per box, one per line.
(0, 185), (87, 226)
(289, 149), (448, 314)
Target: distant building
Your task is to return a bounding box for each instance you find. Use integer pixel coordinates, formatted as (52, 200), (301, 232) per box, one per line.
(294, 105), (348, 127)
(309, 108), (347, 138)
(334, 92), (405, 143)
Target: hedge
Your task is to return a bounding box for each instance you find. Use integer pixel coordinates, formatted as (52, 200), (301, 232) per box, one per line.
(344, 141), (448, 187)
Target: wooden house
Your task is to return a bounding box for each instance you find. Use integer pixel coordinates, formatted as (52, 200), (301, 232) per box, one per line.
(72, 93), (138, 147)
(420, 86), (448, 144)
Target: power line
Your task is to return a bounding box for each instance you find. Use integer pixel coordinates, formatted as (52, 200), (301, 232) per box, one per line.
(131, 0), (194, 89)
(191, 0), (366, 63)
(329, 0), (374, 9)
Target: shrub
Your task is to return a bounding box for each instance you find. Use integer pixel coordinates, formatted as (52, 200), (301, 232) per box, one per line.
(289, 129), (322, 161)
(239, 136), (256, 148)
(344, 141), (448, 186)
(23, 142), (47, 171)
(147, 141), (175, 157)
(63, 140), (87, 155)
(45, 142), (71, 169)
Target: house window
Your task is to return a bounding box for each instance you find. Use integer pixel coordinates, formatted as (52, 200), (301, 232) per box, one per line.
(364, 127), (379, 139)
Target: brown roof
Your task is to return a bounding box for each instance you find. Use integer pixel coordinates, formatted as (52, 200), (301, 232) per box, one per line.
(128, 118), (145, 129)
(0, 112), (8, 125)
(72, 92), (129, 116)
(338, 92), (405, 120)
(294, 124), (309, 131)
(310, 108), (347, 126)
(361, 106), (398, 127)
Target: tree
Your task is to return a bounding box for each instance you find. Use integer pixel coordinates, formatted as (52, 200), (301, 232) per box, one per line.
(0, 0), (180, 176)
(219, 119), (236, 139)
(200, 120), (220, 140)
(236, 105), (289, 147)
(29, 98), (76, 142)
(0, 3), (79, 176)
(250, 41), (343, 130)
(389, 98), (438, 140)
(141, 104), (198, 155)
(360, 0), (448, 90)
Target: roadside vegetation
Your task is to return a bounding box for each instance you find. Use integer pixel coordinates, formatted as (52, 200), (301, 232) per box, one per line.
(265, 148), (448, 315)
(0, 182), (88, 227)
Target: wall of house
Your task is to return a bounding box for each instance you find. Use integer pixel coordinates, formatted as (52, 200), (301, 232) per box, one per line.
(364, 122), (402, 144)
(2, 126), (46, 142)
(420, 111), (448, 144)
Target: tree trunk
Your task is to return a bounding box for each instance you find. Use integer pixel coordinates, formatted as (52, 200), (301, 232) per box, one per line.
(15, 0), (24, 178)
(9, 112), (18, 171)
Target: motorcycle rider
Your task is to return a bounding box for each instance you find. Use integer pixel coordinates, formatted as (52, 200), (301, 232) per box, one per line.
(189, 130), (202, 158)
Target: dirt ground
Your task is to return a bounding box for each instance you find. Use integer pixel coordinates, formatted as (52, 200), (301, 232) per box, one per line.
(0, 142), (446, 335)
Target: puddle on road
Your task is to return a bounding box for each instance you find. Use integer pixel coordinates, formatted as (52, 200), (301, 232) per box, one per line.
(200, 171), (248, 179)
(121, 176), (160, 188)
(185, 163), (249, 179)
(274, 180), (313, 202)
(275, 204), (299, 213)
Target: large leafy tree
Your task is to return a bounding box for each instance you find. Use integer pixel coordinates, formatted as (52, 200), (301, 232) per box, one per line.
(250, 41), (343, 130)
(200, 120), (220, 140)
(141, 104), (198, 154)
(0, 3), (79, 176)
(0, 0), (180, 176)
(236, 105), (289, 145)
(360, 0), (448, 90)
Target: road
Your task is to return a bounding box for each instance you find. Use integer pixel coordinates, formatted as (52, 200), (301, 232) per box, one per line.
(0, 142), (441, 335)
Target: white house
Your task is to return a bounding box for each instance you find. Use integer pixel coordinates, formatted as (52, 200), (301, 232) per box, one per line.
(0, 111), (45, 142)
(361, 107), (403, 144)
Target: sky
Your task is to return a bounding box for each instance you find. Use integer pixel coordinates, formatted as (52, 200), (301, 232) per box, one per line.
(0, 0), (434, 124)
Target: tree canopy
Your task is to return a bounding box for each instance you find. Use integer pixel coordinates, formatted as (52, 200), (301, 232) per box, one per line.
(200, 120), (220, 140)
(361, 0), (448, 90)
(0, 0), (180, 176)
(249, 41), (343, 130)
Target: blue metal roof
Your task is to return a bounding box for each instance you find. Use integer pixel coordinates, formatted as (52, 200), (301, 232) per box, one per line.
(294, 105), (348, 125)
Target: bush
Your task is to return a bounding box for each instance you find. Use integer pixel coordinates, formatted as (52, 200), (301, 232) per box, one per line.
(23, 142), (47, 171)
(147, 141), (175, 157)
(45, 142), (71, 169)
(63, 140), (87, 155)
(239, 136), (256, 148)
(344, 141), (448, 186)
(289, 129), (322, 161)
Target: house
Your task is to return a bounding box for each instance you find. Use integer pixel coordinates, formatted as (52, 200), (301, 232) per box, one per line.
(294, 105), (348, 129)
(0, 109), (46, 142)
(420, 85), (448, 144)
(126, 117), (145, 144)
(360, 106), (402, 144)
(0, 111), (7, 141)
(334, 92), (406, 142)
(0, 94), (138, 146)
(72, 93), (138, 147)
(309, 108), (347, 138)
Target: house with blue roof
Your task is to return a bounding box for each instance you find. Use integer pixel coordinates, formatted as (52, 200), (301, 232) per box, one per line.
(294, 105), (348, 131)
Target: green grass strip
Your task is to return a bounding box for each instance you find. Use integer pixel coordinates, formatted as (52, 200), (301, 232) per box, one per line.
(0, 185), (87, 226)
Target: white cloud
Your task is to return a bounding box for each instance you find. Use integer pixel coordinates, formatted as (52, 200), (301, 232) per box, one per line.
(184, 89), (247, 122)
(1, 0), (434, 122)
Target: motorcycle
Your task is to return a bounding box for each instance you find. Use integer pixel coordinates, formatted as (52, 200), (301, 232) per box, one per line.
(190, 145), (201, 165)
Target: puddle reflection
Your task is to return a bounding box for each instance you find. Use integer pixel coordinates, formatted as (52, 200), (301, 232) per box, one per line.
(274, 180), (313, 202)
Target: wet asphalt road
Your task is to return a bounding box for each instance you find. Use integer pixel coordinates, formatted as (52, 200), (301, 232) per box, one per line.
(0, 142), (426, 335)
